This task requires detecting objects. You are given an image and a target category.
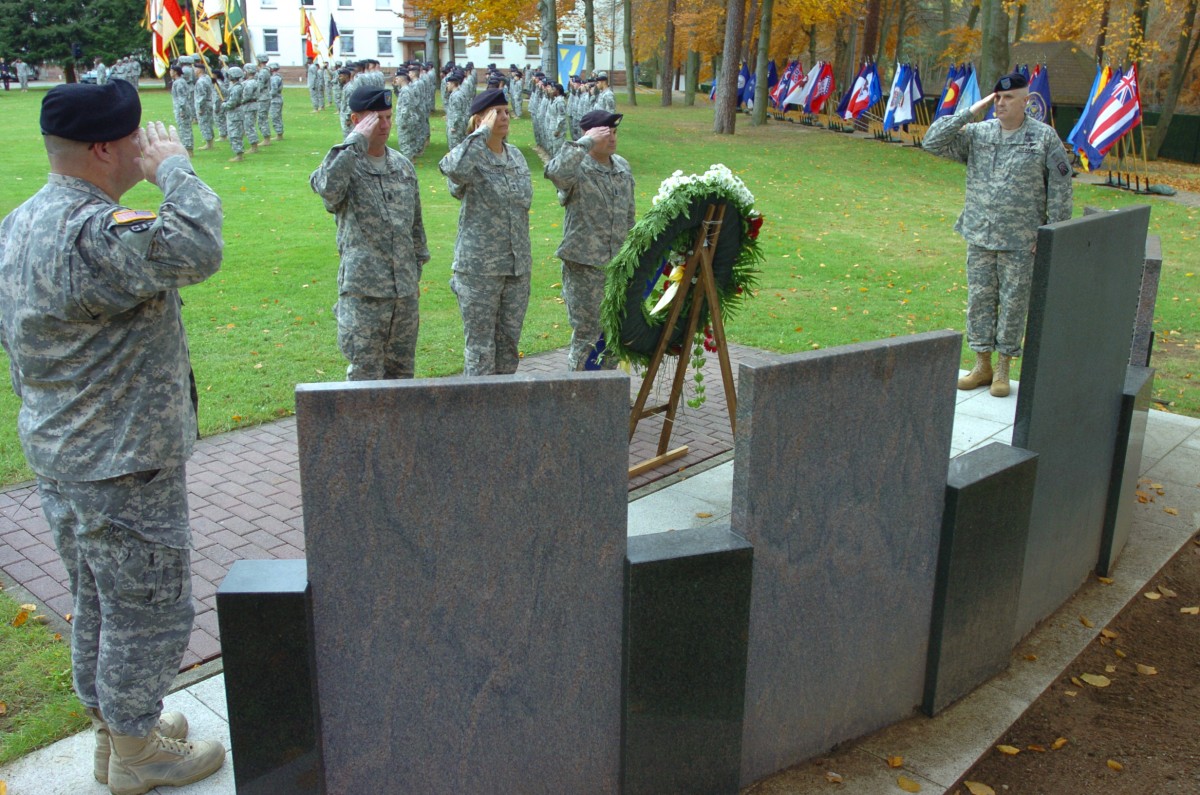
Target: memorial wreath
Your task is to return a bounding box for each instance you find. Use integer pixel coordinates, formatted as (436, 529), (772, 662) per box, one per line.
(600, 164), (763, 367)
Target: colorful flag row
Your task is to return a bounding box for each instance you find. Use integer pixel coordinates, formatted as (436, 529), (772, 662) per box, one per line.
(1069, 64), (1142, 172)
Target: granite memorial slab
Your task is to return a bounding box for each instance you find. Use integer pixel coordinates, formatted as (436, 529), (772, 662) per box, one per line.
(1012, 205), (1151, 638)
(295, 372), (628, 794)
(1097, 365), (1155, 577)
(732, 330), (960, 786)
(623, 525), (753, 795)
(923, 442), (1038, 716)
(1083, 207), (1162, 368)
(216, 559), (321, 795)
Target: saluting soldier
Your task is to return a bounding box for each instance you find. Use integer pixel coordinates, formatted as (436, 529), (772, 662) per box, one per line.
(310, 86), (429, 380)
(544, 110), (636, 370)
(923, 71), (1074, 397)
(439, 89), (533, 376)
(594, 71), (616, 113)
(444, 70), (469, 149)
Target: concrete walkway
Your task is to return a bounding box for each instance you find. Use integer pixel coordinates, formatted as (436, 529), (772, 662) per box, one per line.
(3, 359), (1199, 794)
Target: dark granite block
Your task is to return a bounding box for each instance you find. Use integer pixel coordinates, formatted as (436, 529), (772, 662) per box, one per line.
(623, 526), (753, 795)
(1097, 366), (1156, 576)
(216, 559), (321, 795)
(295, 372), (628, 795)
(1083, 207), (1162, 367)
(733, 330), (960, 786)
(923, 443), (1038, 717)
(1012, 205), (1151, 638)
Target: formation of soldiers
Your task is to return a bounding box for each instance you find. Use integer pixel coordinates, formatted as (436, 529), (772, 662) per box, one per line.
(163, 53), (285, 162)
(528, 70), (615, 156)
(93, 56), (144, 88)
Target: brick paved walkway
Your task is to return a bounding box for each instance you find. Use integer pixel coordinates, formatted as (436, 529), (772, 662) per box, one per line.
(0, 343), (773, 669)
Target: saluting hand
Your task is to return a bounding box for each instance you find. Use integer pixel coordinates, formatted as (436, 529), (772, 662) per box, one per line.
(582, 126), (614, 146)
(970, 93), (995, 116)
(353, 113), (381, 138)
(137, 121), (188, 185)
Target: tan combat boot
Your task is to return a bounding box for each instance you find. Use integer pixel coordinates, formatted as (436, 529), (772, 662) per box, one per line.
(185, 147), (194, 157)
(108, 729), (225, 795)
(991, 354), (1013, 397)
(88, 708), (189, 784)
(261, 136), (271, 146)
(202, 140), (213, 150)
(228, 153), (243, 162)
(250, 142), (259, 153)
(957, 351), (993, 390)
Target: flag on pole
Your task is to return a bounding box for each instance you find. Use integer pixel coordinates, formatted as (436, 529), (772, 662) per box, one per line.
(203, 0), (224, 16)
(736, 62), (750, 106)
(908, 65), (924, 115)
(1068, 64), (1110, 154)
(157, 0), (186, 41)
(194, 0), (222, 52)
(935, 64), (965, 118)
(1079, 65), (1141, 171)
(744, 70), (757, 108)
(328, 16), (340, 58)
(1025, 64), (1052, 123)
(837, 62), (866, 118)
(783, 61), (817, 108)
(805, 61), (835, 114)
(843, 62), (882, 120)
(959, 64), (981, 109)
(882, 63), (914, 130)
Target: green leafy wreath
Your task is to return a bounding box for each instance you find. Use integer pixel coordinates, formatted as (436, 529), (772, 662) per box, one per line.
(601, 164), (763, 366)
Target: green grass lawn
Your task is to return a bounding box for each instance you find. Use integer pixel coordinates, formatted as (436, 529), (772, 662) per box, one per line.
(0, 88), (1196, 486)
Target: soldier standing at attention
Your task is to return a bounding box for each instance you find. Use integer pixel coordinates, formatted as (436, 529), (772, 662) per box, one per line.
(310, 87), (429, 380)
(94, 56), (108, 85)
(215, 56), (230, 141)
(336, 67), (354, 134)
(223, 66), (249, 162)
(169, 64), (195, 155)
(594, 71), (616, 113)
(254, 54), (272, 146)
(0, 80), (226, 795)
(444, 70), (469, 150)
(923, 71), (1074, 397)
(307, 58), (321, 111)
(194, 64), (216, 150)
(240, 63), (262, 151)
(544, 110), (635, 370)
(15, 57), (30, 91)
(392, 70), (419, 159)
(439, 89), (533, 376)
(268, 63), (285, 140)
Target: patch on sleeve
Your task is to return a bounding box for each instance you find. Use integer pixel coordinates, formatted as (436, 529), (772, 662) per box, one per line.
(111, 209), (158, 225)
(1057, 161), (1071, 177)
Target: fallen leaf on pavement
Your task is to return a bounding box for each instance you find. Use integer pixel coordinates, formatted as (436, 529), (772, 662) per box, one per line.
(1080, 615), (1094, 628)
(1145, 592), (1162, 600)
(1027, 744), (1046, 752)
(1158, 585), (1178, 598)
(1097, 576), (1115, 584)
(1181, 606), (1200, 614)
(1107, 759), (1124, 771)
(825, 771), (843, 783)
(1052, 737), (1069, 750)
(1080, 673), (1112, 687)
(1137, 663), (1158, 675)
(887, 755), (904, 768)
(996, 745), (1021, 755)
(965, 782), (996, 795)
(1105, 664), (1117, 673)
(896, 775), (921, 792)
(1100, 628), (1119, 639)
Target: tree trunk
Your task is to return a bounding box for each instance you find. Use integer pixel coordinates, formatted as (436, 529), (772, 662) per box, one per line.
(894, 0), (908, 64)
(1147, 0), (1199, 160)
(966, 0), (980, 30)
(623, 0), (637, 104)
(540, 0), (559, 82)
(425, 16), (441, 67)
(1013, 2), (1025, 42)
(446, 16), (456, 65)
(862, 0), (882, 64)
(713, 0), (746, 133)
(978, 0), (1009, 89)
(662, 0), (676, 105)
(833, 16), (852, 97)
(684, 49), (699, 105)
(939, 0), (953, 65)
(751, 0), (775, 126)
(1128, 0), (1149, 64)
(744, 0), (758, 63)
(585, 0), (596, 72)
(1096, 0), (1109, 61)
(807, 24), (817, 67)
(875, 0), (893, 65)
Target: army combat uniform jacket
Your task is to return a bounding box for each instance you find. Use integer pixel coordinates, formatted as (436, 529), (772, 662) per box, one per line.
(544, 137), (636, 267)
(923, 106), (1074, 251)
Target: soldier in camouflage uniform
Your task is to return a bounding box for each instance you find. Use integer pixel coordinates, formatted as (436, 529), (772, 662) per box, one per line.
(924, 71), (1073, 397)
(254, 54), (272, 146)
(223, 66), (250, 161)
(310, 86), (429, 380)
(194, 65), (216, 150)
(330, 61), (344, 120)
(594, 72), (616, 113)
(268, 63), (285, 139)
(444, 71), (469, 149)
(544, 110), (635, 370)
(169, 64), (195, 154)
(336, 67), (354, 134)
(439, 89), (533, 376)
(392, 71), (420, 159)
(307, 58), (321, 110)
(215, 57), (230, 141)
(0, 81), (225, 793)
(240, 63), (262, 150)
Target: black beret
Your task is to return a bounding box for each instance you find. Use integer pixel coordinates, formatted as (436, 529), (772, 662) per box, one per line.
(337, 67), (353, 77)
(993, 72), (1029, 92)
(580, 110), (622, 131)
(349, 86), (392, 112)
(468, 88), (508, 116)
(41, 80), (141, 143)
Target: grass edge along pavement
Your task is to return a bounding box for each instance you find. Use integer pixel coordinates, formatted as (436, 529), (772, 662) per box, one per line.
(0, 88), (1197, 770)
(0, 88), (1198, 484)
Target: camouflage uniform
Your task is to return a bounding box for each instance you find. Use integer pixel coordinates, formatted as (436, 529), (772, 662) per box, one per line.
(549, 94), (567, 155)
(545, 135), (636, 370)
(307, 62), (321, 110)
(240, 65), (261, 146)
(439, 126), (533, 376)
(594, 86), (616, 114)
(924, 105), (1074, 357)
(444, 85), (470, 150)
(255, 58), (272, 142)
(224, 70), (247, 156)
(0, 155), (222, 738)
(310, 132), (429, 380)
(269, 69), (285, 137)
(394, 83), (420, 159)
(194, 69), (216, 145)
(171, 69), (195, 150)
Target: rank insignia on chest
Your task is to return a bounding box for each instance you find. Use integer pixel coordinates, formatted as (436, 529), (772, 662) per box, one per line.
(112, 209), (158, 225)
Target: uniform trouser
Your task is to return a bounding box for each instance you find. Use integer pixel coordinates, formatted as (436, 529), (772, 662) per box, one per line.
(450, 271), (531, 376)
(242, 107), (259, 145)
(335, 293), (420, 380)
(174, 108), (194, 149)
(309, 86), (320, 110)
(227, 109), (245, 154)
(965, 244), (1035, 358)
(270, 99), (284, 135)
(562, 260), (616, 371)
(38, 467), (194, 738)
(196, 106), (214, 142)
(257, 100), (271, 138)
(216, 104), (228, 139)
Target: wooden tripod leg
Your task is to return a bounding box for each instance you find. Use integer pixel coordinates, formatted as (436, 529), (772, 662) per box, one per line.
(698, 239), (738, 434)
(656, 260), (710, 456)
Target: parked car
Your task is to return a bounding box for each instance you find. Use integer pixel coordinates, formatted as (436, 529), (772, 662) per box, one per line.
(79, 69), (98, 84)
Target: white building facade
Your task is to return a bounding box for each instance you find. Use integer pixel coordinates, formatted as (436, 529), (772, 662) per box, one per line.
(242, 0), (626, 77)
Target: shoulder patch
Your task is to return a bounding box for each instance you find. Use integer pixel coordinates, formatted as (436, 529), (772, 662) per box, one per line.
(112, 209), (158, 225)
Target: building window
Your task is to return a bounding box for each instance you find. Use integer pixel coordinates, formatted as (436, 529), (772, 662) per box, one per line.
(454, 37), (466, 57)
(561, 33), (576, 45)
(338, 0), (352, 7)
(488, 36), (504, 57)
(377, 30), (393, 57)
(413, 10), (428, 28)
(300, 0), (313, 5)
(341, 30), (355, 54)
(525, 38), (539, 59)
(375, 0), (391, 8)
(263, 29), (279, 53)
(261, 0), (276, 7)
